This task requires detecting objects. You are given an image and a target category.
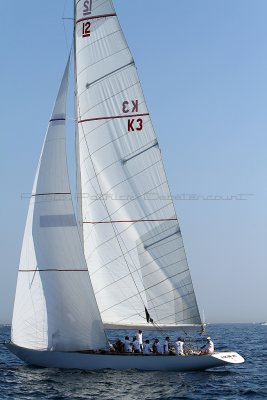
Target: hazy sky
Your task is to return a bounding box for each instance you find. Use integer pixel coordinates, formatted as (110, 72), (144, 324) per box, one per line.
(1, 0), (266, 324)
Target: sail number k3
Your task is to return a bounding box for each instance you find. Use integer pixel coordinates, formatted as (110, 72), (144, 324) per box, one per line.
(122, 100), (143, 132)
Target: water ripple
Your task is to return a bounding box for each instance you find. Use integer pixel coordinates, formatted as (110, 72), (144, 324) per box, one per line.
(1, 324), (267, 400)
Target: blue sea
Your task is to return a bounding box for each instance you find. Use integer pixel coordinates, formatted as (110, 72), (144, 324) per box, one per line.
(0, 324), (266, 399)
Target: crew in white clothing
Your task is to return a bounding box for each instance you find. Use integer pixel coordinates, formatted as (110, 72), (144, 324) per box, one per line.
(154, 339), (163, 354)
(163, 336), (170, 354)
(201, 337), (214, 354)
(143, 339), (152, 354)
(136, 330), (143, 350)
(174, 337), (184, 355)
(124, 336), (132, 353)
(132, 336), (141, 353)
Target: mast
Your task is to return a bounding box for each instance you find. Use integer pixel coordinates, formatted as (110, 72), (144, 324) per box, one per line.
(74, 1), (84, 243)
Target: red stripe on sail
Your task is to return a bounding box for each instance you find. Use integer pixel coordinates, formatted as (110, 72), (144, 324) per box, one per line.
(78, 113), (149, 124)
(76, 14), (117, 24)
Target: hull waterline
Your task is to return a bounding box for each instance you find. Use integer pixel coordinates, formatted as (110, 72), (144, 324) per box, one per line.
(6, 343), (244, 371)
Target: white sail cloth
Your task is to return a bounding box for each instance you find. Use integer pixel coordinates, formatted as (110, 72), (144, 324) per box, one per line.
(11, 59), (108, 351)
(75, 0), (201, 328)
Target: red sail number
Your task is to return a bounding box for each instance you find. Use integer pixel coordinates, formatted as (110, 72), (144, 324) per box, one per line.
(82, 22), (91, 37)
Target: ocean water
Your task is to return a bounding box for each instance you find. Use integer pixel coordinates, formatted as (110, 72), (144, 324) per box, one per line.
(0, 324), (266, 400)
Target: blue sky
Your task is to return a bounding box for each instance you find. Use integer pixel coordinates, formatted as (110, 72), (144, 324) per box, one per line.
(0, 0), (266, 324)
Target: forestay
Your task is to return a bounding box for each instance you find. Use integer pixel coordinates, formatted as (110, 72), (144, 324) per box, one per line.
(75, 0), (201, 328)
(11, 60), (108, 351)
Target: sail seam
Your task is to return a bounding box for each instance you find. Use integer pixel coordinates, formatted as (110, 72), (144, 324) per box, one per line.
(83, 61), (134, 89)
(149, 290), (195, 311)
(142, 258), (187, 278)
(94, 263), (188, 296)
(79, 117), (150, 162)
(83, 218), (177, 224)
(31, 192), (71, 197)
(19, 269), (88, 272)
(78, 113), (149, 124)
(77, 45), (130, 78)
(147, 282), (194, 305)
(78, 81), (143, 126)
(84, 199), (174, 261)
(76, 29), (122, 58)
(83, 160), (164, 208)
(76, 14), (117, 24)
(88, 212), (177, 276)
(100, 279), (194, 314)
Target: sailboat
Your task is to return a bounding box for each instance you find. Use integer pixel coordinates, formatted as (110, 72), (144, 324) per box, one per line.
(6, 0), (244, 371)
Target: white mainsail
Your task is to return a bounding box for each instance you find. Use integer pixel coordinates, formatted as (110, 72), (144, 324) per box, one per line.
(75, 0), (201, 328)
(11, 59), (108, 351)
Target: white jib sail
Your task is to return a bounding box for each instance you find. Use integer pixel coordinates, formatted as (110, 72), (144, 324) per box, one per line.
(75, 0), (201, 328)
(11, 59), (108, 351)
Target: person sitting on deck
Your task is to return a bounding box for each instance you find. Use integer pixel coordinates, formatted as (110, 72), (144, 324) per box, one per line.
(163, 336), (170, 354)
(124, 336), (132, 353)
(174, 337), (184, 355)
(113, 339), (124, 353)
(143, 339), (152, 354)
(200, 337), (214, 354)
(132, 336), (141, 353)
(152, 338), (163, 354)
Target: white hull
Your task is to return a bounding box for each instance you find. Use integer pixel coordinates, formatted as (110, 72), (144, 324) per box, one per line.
(6, 343), (244, 371)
